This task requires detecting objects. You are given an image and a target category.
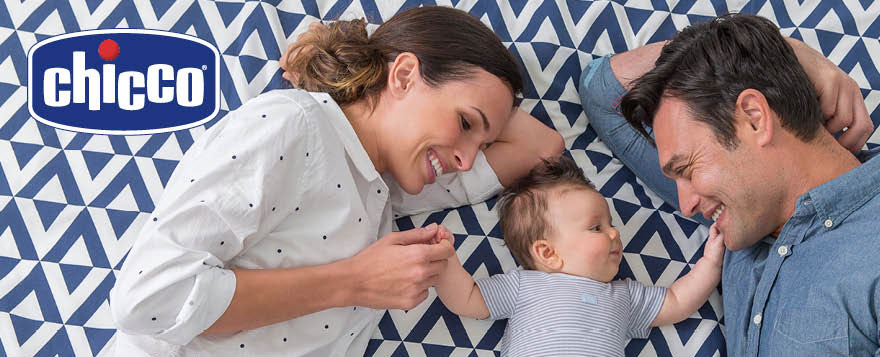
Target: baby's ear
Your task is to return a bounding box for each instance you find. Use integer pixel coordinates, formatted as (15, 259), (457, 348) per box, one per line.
(531, 240), (563, 271)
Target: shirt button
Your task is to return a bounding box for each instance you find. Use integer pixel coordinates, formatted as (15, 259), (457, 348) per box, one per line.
(753, 314), (762, 325)
(777, 245), (788, 256)
(824, 219), (833, 228)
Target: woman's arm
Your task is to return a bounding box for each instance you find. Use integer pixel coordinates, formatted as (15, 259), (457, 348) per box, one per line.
(484, 108), (565, 187)
(203, 225), (454, 334)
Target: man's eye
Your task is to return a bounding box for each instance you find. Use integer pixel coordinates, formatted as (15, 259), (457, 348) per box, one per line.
(460, 115), (471, 131)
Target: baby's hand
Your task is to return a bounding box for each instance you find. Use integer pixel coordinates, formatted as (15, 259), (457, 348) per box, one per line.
(430, 225), (454, 247)
(703, 224), (725, 267)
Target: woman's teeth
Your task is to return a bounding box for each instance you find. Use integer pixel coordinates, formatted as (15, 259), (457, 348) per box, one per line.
(712, 205), (725, 221)
(429, 152), (443, 177)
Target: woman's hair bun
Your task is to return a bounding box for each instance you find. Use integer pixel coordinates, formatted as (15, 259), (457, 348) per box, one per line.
(286, 18), (387, 106)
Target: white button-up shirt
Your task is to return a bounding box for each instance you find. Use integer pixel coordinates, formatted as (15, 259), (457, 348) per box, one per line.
(110, 89), (503, 356)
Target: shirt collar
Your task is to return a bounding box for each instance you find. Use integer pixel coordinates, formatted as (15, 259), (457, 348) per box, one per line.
(801, 146), (880, 229)
(309, 92), (380, 182)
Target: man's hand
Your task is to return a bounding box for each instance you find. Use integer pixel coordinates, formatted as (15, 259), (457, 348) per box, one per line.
(788, 38), (874, 152)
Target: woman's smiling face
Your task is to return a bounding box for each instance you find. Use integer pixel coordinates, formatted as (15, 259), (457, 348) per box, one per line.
(380, 67), (515, 194)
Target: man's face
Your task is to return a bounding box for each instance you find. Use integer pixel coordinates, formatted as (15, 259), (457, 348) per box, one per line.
(652, 97), (783, 250)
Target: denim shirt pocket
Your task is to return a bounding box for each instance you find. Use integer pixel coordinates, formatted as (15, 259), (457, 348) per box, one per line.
(773, 289), (849, 354)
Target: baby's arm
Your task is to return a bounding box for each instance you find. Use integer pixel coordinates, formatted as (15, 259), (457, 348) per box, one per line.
(432, 226), (490, 319)
(651, 224), (724, 326)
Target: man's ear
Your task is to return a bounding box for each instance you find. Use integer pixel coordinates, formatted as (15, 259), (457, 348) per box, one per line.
(387, 52), (419, 98)
(531, 239), (563, 271)
(736, 89), (775, 147)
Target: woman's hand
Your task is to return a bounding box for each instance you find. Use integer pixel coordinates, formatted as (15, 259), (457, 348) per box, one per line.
(485, 109), (565, 186)
(787, 38), (874, 152)
(346, 223), (455, 310)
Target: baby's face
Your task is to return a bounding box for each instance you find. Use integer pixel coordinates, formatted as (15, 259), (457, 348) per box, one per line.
(544, 188), (622, 282)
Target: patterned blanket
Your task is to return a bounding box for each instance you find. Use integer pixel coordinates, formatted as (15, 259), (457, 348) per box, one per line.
(1, 1), (878, 356)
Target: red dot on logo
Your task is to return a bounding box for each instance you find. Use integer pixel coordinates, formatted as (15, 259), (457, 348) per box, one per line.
(98, 39), (119, 61)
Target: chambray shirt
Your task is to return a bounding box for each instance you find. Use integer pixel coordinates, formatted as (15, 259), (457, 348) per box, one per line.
(110, 89), (503, 357)
(723, 147), (880, 356)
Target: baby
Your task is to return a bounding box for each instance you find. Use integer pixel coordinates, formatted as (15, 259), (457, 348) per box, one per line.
(432, 156), (724, 356)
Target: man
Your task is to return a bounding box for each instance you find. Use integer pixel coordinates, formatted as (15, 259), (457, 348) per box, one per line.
(579, 13), (878, 356)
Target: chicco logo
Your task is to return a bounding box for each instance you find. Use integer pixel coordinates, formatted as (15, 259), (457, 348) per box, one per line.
(28, 29), (220, 135)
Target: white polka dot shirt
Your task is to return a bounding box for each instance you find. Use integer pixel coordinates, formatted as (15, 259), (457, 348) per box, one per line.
(109, 89), (503, 356)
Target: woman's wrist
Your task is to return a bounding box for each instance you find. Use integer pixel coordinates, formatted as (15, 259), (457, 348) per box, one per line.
(324, 257), (362, 308)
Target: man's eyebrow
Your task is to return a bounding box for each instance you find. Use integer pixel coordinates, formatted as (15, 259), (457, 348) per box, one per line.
(471, 106), (490, 132)
(661, 154), (687, 177)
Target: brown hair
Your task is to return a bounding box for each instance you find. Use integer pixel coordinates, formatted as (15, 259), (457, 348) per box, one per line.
(497, 156), (595, 270)
(286, 6), (524, 107)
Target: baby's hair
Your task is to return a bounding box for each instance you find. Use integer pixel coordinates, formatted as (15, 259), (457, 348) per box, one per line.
(285, 6), (523, 108)
(496, 155), (595, 270)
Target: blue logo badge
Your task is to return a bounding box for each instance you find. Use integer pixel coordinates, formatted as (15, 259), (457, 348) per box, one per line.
(581, 293), (598, 305)
(28, 29), (220, 135)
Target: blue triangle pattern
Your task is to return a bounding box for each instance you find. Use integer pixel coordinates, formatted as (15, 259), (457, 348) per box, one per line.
(674, 215), (700, 237)
(81, 150), (114, 179)
(84, 327), (116, 357)
(642, 255), (670, 283)
(625, 6), (653, 34)
(675, 318), (701, 344)
(11, 313), (43, 346)
(106, 209), (140, 239)
(150, 0), (175, 19)
(422, 343), (455, 357)
(532, 42), (559, 70)
(33, 200), (66, 231)
(612, 198), (640, 225)
(815, 29), (843, 56)
(278, 10), (306, 38)
(0, 256), (18, 280)
(240, 55), (267, 83)
(59, 263), (91, 293)
(10, 142), (42, 169)
(217, 2), (244, 27)
(152, 158), (179, 187)
(0, 82), (18, 104)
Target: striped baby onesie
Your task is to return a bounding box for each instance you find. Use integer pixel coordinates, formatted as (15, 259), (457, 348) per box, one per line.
(475, 269), (666, 357)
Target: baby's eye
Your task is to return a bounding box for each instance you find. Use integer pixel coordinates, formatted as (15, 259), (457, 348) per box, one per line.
(588, 225), (601, 232)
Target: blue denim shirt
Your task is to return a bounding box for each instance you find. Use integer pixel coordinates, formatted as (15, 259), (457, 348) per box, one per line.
(723, 147), (880, 356)
(580, 56), (880, 356)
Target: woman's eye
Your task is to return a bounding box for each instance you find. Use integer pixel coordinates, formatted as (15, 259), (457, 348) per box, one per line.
(460, 115), (471, 131)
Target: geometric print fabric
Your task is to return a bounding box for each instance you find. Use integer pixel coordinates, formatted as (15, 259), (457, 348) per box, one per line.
(2, 1), (880, 356)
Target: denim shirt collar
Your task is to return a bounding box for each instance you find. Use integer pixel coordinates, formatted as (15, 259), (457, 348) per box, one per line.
(792, 147), (880, 242)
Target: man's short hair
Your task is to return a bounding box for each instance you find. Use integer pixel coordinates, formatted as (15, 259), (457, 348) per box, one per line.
(496, 155), (595, 270)
(620, 13), (824, 149)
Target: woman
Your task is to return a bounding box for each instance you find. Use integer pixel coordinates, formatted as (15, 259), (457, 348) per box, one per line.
(110, 6), (563, 357)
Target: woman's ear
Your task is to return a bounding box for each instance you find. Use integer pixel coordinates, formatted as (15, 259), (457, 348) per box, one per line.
(387, 52), (419, 98)
(531, 239), (563, 271)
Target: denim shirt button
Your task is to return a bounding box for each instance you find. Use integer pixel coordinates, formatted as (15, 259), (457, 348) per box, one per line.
(824, 219), (833, 228)
(753, 314), (762, 325)
(777, 245), (788, 256)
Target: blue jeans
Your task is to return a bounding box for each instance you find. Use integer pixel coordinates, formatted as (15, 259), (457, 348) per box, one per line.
(577, 56), (712, 226)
